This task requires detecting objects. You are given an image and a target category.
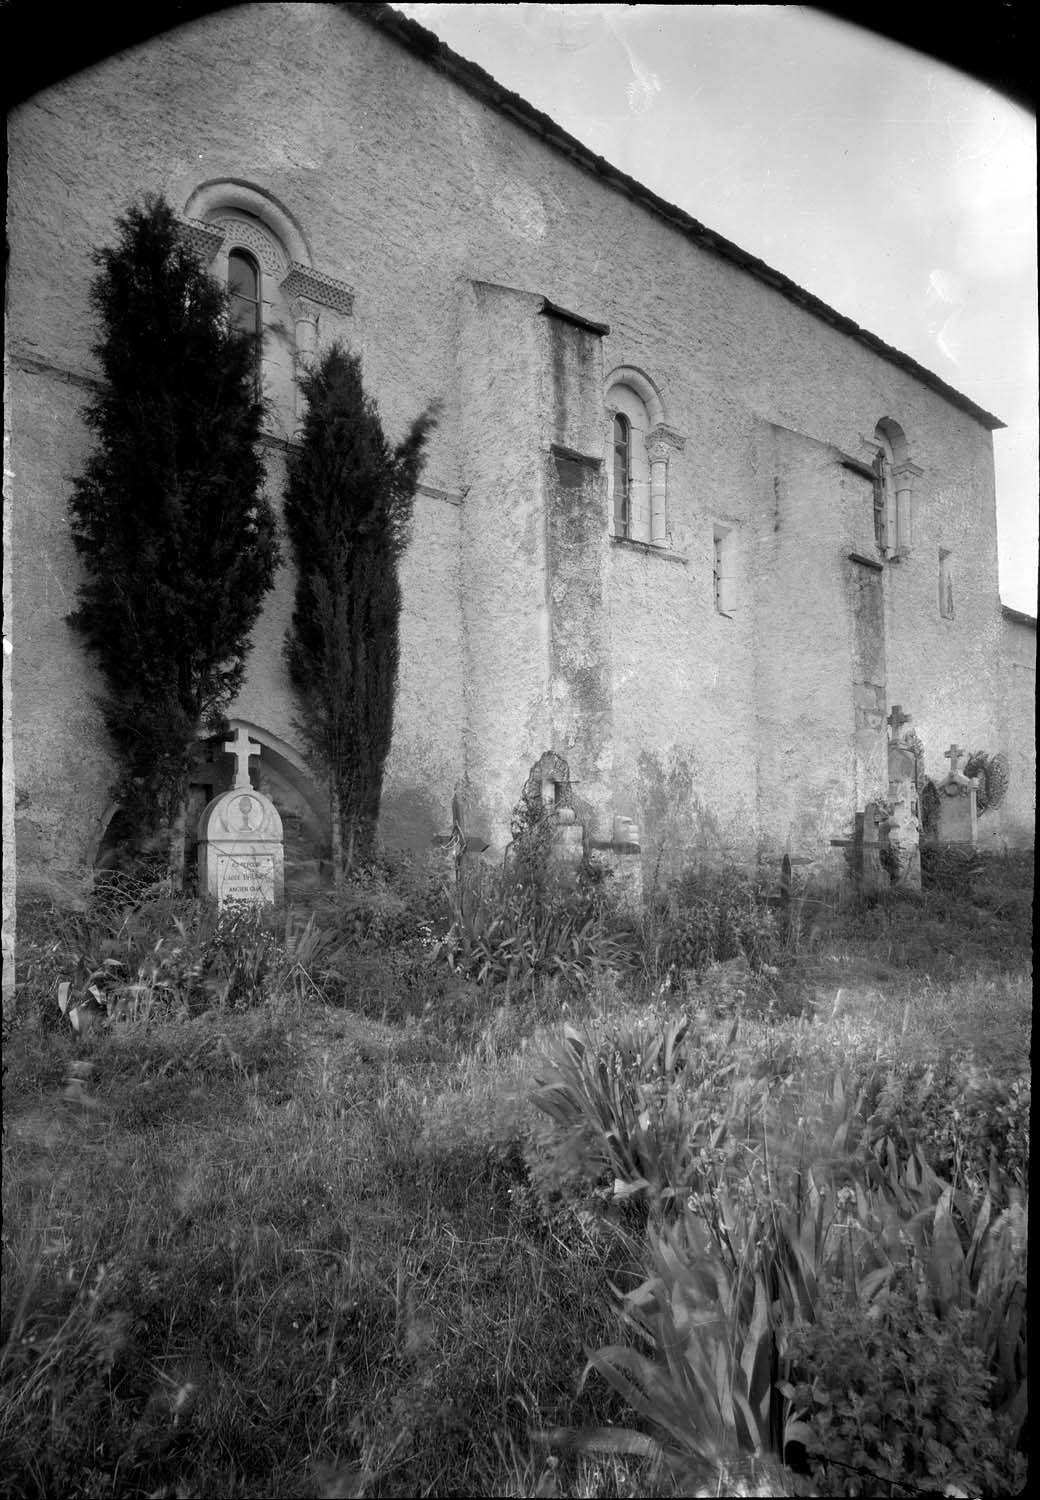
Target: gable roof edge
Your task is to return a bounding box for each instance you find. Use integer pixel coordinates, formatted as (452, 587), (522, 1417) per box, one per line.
(351, 3), (1004, 433)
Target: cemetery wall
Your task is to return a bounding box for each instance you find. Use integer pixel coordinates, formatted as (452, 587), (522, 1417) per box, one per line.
(6, 0), (1032, 895)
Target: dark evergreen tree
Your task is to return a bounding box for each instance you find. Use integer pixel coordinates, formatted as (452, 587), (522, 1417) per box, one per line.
(67, 194), (278, 880)
(283, 344), (437, 878)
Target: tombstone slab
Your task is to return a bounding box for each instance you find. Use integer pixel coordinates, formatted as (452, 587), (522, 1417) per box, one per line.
(935, 781), (978, 846)
(935, 740), (979, 847)
(883, 788), (921, 889)
(860, 801), (887, 894)
(884, 707), (921, 888)
(198, 789), (284, 910)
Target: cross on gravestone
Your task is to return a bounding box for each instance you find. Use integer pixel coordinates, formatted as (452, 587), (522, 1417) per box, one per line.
(224, 727), (262, 790)
(944, 743), (965, 777)
(887, 704), (910, 736)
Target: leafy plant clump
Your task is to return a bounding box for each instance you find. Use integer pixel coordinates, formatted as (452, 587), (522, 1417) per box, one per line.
(436, 863), (636, 998)
(784, 1282), (1026, 1498)
(67, 194), (278, 880)
(530, 1006), (1028, 1498)
(649, 866), (783, 982)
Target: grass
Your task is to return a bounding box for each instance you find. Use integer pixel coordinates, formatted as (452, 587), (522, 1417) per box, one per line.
(1, 853), (1031, 1497)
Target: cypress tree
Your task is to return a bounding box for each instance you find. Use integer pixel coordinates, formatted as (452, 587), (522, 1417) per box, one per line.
(67, 194), (278, 880)
(283, 344), (437, 879)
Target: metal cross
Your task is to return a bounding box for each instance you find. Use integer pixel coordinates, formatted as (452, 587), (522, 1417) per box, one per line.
(224, 726), (262, 789)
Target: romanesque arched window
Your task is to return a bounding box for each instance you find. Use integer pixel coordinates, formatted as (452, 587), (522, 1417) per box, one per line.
(605, 367), (684, 548)
(178, 182), (354, 440)
(872, 418), (921, 560)
(228, 248), (262, 381)
(612, 412), (633, 535)
(228, 249), (261, 336)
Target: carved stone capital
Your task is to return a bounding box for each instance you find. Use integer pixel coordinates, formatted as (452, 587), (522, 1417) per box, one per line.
(279, 263), (354, 315)
(288, 296), (321, 327)
(891, 461), (923, 491)
(646, 423), (686, 453)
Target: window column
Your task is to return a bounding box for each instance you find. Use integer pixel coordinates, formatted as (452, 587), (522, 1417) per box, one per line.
(287, 296), (320, 428)
(646, 425), (685, 547)
(279, 263), (356, 436)
(891, 461), (922, 558)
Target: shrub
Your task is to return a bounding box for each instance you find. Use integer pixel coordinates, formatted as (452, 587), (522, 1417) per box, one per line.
(864, 1058), (1030, 1195)
(649, 867), (782, 981)
(436, 864), (635, 998)
(783, 1282), (1026, 1497)
(535, 1014), (1028, 1496)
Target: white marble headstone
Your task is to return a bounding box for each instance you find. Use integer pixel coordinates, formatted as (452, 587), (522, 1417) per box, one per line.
(196, 728), (284, 909)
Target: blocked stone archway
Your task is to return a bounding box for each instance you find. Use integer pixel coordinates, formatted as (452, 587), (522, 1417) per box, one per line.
(193, 721), (330, 898)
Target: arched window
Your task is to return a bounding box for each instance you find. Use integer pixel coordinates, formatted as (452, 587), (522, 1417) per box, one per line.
(605, 367), (683, 548)
(181, 183), (354, 441)
(606, 383), (652, 542)
(613, 413), (631, 535)
(228, 249), (262, 378)
(228, 249), (261, 336)
(872, 418), (920, 559)
(872, 429), (894, 551)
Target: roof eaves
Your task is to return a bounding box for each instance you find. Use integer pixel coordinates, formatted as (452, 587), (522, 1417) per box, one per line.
(351, 3), (1005, 433)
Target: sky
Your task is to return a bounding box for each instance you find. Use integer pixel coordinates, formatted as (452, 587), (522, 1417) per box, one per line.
(397, 3), (1038, 615)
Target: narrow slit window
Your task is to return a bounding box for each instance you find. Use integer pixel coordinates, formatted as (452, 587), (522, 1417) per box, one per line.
(872, 447), (889, 550)
(613, 414), (631, 537)
(714, 525), (738, 614)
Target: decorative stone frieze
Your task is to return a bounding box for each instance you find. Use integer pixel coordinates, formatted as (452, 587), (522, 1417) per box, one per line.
(175, 216), (226, 265)
(279, 263), (354, 315)
(214, 217), (287, 274)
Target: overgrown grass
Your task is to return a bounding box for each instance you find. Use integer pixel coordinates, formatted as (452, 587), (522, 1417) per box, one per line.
(2, 850), (1030, 1497)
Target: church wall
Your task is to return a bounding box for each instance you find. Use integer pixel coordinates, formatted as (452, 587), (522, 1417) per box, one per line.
(750, 425), (858, 872)
(7, 365), (117, 892)
(988, 613), (1036, 848)
(457, 282), (550, 848)
(541, 313), (614, 845)
(380, 487), (465, 851)
(6, 1), (1028, 891)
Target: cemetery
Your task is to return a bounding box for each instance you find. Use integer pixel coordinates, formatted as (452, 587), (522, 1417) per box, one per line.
(2, 7), (1031, 1498)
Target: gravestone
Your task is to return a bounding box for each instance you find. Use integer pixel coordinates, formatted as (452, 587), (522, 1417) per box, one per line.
(197, 728), (284, 909)
(934, 742), (979, 847)
(860, 801), (887, 894)
(884, 704), (921, 889)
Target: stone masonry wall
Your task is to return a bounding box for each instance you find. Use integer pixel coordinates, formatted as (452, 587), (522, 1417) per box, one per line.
(7, 1), (1029, 891)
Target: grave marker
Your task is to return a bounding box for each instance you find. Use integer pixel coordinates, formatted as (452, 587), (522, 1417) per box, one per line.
(885, 704), (920, 888)
(197, 732), (284, 909)
(935, 739), (979, 847)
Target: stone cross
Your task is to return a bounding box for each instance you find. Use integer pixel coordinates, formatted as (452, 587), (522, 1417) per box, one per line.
(887, 704), (910, 737)
(224, 727), (262, 790)
(944, 743), (965, 777)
